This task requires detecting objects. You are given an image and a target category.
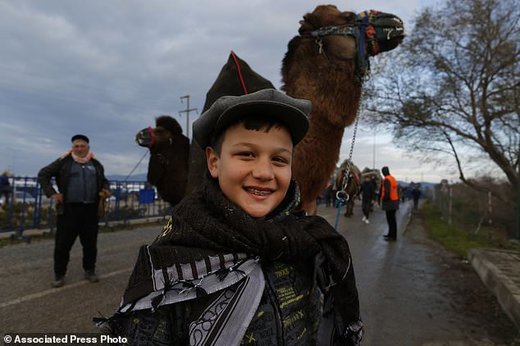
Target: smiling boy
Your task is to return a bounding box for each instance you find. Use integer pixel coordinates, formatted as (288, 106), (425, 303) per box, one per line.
(103, 89), (362, 345)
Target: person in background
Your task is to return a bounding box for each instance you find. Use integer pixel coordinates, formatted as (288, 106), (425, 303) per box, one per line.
(0, 170), (11, 207)
(324, 179), (334, 207)
(411, 182), (422, 210)
(360, 174), (376, 224)
(102, 89), (363, 345)
(38, 134), (109, 288)
(381, 166), (399, 241)
(372, 174), (380, 208)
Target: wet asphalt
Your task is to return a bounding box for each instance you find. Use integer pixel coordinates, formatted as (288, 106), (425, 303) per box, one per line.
(0, 200), (518, 345)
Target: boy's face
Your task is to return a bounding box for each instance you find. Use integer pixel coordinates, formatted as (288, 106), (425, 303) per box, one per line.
(206, 122), (293, 218)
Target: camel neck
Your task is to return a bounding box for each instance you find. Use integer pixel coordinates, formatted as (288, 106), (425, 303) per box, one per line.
(312, 115), (343, 137)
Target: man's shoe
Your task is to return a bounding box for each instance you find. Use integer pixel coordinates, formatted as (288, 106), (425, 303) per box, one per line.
(383, 236), (396, 241)
(362, 216), (367, 222)
(365, 219), (370, 224)
(84, 271), (99, 283)
(52, 276), (65, 288)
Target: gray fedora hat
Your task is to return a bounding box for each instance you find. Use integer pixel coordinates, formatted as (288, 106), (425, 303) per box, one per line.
(193, 89), (311, 149)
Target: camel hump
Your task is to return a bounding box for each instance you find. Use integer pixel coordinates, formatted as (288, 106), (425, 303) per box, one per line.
(156, 115), (184, 136)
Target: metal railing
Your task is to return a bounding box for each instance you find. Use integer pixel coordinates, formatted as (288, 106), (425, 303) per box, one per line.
(0, 176), (172, 235)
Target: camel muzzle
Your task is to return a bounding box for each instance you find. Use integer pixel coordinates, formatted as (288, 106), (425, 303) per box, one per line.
(358, 10), (405, 56)
(306, 9), (404, 80)
(135, 127), (155, 148)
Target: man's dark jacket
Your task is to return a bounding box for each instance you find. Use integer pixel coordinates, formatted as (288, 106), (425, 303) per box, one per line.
(38, 155), (108, 202)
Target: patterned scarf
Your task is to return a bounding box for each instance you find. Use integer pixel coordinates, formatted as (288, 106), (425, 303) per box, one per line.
(61, 149), (95, 164)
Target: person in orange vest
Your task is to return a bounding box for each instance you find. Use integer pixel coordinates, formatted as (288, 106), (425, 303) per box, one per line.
(381, 166), (399, 241)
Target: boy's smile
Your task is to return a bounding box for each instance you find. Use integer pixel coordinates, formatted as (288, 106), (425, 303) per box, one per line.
(206, 123), (293, 218)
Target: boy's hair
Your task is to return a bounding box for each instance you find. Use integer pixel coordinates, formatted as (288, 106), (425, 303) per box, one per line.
(210, 115), (289, 155)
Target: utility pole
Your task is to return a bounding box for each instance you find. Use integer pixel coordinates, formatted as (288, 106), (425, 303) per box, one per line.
(179, 95), (198, 139)
(372, 130), (376, 169)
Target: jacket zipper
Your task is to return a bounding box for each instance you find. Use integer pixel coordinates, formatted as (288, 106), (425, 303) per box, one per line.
(265, 270), (285, 345)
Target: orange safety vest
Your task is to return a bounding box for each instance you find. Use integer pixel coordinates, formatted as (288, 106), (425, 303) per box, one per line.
(381, 175), (399, 201)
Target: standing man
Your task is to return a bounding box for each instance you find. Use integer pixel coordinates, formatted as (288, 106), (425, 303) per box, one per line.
(0, 170), (11, 207)
(411, 182), (422, 210)
(360, 174), (376, 224)
(38, 134), (109, 288)
(381, 166), (399, 241)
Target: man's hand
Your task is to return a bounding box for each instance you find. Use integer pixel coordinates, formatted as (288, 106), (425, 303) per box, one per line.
(52, 193), (63, 204)
(99, 188), (111, 199)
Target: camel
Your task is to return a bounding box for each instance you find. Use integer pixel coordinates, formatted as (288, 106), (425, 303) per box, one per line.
(282, 5), (404, 214)
(136, 5), (404, 213)
(335, 159), (362, 217)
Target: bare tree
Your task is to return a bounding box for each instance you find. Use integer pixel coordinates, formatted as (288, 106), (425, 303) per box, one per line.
(365, 0), (519, 199)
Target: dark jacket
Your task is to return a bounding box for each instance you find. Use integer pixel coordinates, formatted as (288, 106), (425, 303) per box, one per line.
(0, 175), (10, 193)
(38, 155), (108, 203)
(360, 180), (375, 202)
(113, 259), (337, 345)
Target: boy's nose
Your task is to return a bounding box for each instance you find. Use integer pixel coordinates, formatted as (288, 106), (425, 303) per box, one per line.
(252, 160), (274, 180)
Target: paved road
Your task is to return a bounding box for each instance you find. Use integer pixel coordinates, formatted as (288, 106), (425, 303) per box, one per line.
(0, 201), (517, 345)
(324, 201), (517, 345)
(0, 226), (158, 334)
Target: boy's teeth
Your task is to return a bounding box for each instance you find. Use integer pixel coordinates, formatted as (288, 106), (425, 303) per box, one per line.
(247, 188), (270, 196)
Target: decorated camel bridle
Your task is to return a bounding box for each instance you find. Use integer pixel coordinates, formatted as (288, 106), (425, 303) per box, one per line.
(301, 10), (405, 80)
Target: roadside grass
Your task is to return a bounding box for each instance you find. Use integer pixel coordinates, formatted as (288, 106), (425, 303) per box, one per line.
(421, 201), (520, 258)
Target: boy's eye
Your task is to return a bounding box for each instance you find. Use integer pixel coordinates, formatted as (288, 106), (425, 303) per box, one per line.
(273, 156), (290, 165)
(237, 151), (255, 158)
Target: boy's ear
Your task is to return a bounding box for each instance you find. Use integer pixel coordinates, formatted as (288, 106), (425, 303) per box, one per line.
(206, 147), (219, 178)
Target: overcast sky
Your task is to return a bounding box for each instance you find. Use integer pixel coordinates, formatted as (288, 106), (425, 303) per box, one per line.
(0, 0), (454, 183)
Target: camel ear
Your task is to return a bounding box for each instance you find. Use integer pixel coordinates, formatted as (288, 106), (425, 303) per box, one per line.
(206, 147), (219, 178)
(340, 11), (356, 22)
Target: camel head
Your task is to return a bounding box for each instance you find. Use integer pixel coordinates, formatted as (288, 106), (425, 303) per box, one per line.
(135, 115), (185, 188)
(298, 5), (404, 79)
(135, 115), (190, 205)
(135, 115), (183, 151)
